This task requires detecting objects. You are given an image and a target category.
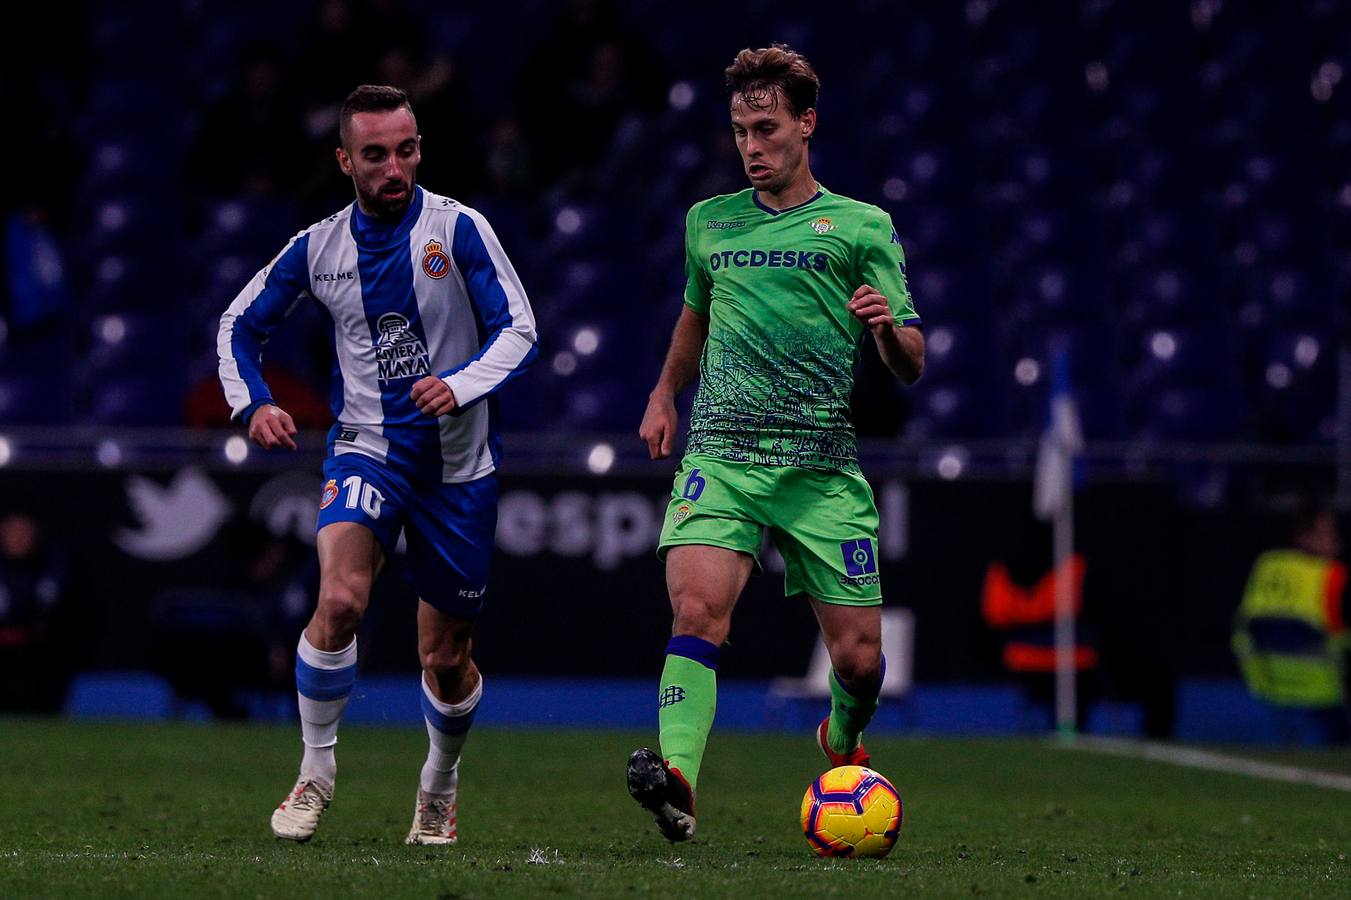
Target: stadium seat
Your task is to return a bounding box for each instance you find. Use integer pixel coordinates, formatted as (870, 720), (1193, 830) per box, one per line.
(1253, 329), (1337, 441)
(86, 254), (161, 312)
(0, 374), (64, 425)
(1126, 327), (1233, 395)
(81, 313), (168, 377)
(1121, 266), (1212, 327)
(86, 376), (181, 426)
(918, 324), (994, 385)
(909, 384), (998, 440)
(1132, 387), (1242, 441)
(1249, 268), (1332, 328)
(907, 266), (988, 325)
(1009, 269), (1105, 327)
(891, 203), (971, 264)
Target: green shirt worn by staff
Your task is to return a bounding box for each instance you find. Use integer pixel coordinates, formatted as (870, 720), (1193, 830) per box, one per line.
(682, 187), (920, 474)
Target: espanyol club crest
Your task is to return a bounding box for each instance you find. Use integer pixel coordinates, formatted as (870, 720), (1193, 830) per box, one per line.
(422, 238), (451, 279)
(320, 479), (339, 509)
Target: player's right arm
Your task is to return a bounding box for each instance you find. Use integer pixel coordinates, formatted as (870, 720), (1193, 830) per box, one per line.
(640, 204), (712, 460)
(216, 231), (311, 450)
(641, 306), (709, 459)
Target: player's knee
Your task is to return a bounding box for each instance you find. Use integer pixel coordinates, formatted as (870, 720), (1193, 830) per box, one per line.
(421, 642), (471, 682)
(670, 593), (730, 643)
(833, 635), (882, 688)
(316, 580), (368, 631)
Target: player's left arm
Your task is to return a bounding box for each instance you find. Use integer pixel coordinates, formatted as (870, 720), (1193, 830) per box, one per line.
(849, 285), (924, 384)
(850, 210), (923, 384)
(413, 210), (539, 417)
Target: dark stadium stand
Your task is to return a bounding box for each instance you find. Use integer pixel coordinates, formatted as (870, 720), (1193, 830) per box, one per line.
(2, 0), (1344, 448)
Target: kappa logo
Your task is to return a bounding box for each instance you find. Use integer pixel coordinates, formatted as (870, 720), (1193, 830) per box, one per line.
(319, 479), (339, 509)
(658, 685), (686, 708)
(810, 216), (837, 235)
(422, 238), (451, 279)
(375, 312), (431, 382)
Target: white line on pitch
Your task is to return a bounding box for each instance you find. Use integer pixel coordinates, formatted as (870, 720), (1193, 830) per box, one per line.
(1063, 736), (1351, 793)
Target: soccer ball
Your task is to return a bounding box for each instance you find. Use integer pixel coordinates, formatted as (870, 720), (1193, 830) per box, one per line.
(800, 765), (903, 859)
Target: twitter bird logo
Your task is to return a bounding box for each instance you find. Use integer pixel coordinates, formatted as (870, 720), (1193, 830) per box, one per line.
(115, 467), (232, 561)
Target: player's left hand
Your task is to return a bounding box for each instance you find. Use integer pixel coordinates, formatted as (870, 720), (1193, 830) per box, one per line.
(847, 283), (894, 333)
(411, 376), (457, 416)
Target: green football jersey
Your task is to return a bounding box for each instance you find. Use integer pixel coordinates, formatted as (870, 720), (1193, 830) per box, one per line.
(682, 186), (919, 473)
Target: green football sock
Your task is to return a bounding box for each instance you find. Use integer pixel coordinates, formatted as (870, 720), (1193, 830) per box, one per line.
(827, 668), (881, 755)
(657, 637), (720, 791)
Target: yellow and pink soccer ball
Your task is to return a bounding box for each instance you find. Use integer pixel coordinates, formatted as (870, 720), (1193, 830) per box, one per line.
(800, 765), (903, 859)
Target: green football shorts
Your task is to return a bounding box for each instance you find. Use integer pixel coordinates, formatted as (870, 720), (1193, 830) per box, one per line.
(657, 453), (883, 605)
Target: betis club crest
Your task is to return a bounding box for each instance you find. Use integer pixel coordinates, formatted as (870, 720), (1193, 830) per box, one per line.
(810, 217), (836, 235)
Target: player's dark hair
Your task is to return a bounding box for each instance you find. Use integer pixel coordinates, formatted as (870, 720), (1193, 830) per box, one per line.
(339, 84), (414, 147)
(724, 44), (820, 119)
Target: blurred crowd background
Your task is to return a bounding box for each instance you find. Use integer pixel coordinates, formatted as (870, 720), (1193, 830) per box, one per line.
(5, 0), (1346, 443)
(2, 0), (1349, 742)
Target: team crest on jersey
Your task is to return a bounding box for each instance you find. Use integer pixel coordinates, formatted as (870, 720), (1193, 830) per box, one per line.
(672, 502), (693, 524)
(319, 479), (339, 509)
(375, 312), (431, 382)
(810, 217), (837, 235)
(422, 239), (451, 279)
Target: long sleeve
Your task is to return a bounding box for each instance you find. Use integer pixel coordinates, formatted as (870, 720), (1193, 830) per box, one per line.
(439, 210), (538, 411)
(216, 232), (312, 422)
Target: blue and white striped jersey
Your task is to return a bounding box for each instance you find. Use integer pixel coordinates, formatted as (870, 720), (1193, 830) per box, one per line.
(218, 187), (538, 482)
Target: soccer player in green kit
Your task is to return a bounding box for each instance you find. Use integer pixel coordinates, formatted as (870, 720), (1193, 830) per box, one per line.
(626, 44), (925, 841)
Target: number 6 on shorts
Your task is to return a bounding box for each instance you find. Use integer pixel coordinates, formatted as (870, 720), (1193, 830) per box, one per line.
(682, 468), (706, 501)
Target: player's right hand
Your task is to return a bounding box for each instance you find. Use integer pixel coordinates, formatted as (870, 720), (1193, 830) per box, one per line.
(248, 404), (298, 450)
(639, 393), (677, 459)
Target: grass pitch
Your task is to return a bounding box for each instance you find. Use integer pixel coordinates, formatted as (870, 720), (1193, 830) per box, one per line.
(2, 720), (1349, 898)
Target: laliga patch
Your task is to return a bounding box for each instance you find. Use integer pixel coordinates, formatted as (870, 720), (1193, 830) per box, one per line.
(840, 538), (877, 576)
(422, 238), (450, 279)
(319, 479), (339, 509)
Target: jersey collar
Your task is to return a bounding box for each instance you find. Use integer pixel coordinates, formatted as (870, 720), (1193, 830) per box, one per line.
(752, 187), (824, 216)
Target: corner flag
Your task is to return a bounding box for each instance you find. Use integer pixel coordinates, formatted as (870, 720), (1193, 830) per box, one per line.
(1032, 347), (1082, 739)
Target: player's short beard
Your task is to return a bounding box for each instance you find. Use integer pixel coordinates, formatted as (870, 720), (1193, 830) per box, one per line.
(360, 178), (414, 219)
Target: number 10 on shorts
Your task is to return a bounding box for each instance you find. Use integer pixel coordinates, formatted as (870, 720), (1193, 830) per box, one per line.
(341, 475), (385, 518)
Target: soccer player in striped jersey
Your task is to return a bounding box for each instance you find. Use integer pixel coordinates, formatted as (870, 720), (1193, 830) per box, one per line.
(626, 45), (924, 841)
(217, 85), (538, 845)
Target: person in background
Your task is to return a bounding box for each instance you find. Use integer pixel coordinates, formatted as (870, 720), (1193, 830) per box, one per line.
(1233, 504), (1349, 745)
(0, 506), (72, 712)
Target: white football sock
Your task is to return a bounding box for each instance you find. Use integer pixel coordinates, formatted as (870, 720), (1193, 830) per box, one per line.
(295, 634), (357, 785)
(420, 672), (481, 794)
